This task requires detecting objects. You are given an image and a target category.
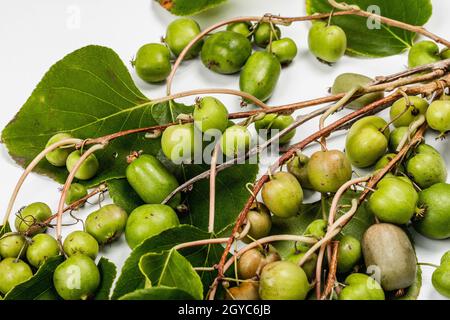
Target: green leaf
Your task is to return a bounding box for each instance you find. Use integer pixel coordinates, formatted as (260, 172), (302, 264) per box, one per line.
(270, 190), (375, 257)
(112, 225), (212, 299)
(139, 249), (203, 300)
(155, 0), (228, 16)
(0, 222), (11, 237)
(306, 0), (432, 57)
(151, 100), (194, 125)
(95, 257), (117, 300)
(107, 178), (144, 213)
(1, 45), (160, 187)
(183, 163), (259, 233)
(119, 287), (195, 300)
(4, 255), (64, 300)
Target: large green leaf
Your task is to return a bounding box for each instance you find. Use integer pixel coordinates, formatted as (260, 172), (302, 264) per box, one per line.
(0, 223), (11, 237)
(119, 287), (194, 300)
(155, 0), (227, 16)
(1, 44), (258, 238)
(306, 0), (433, 57)
(107, 178), (144, 214)
(183, 163), (259, 233)
(95, 257), (117, 300)
(270, 190), (375, 257)
(151, 100), (194, 125)
(3, 255), (64, 300)
(112, 225), (225, 299)
(139, 249), (203, 300)
(1, 45), (159, 187)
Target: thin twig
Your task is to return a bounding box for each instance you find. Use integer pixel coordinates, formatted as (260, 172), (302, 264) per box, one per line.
(23, 184), (108, 236)
(55, 144), (107, 245)
(315, 245), (327, 299)
(173, 237), (230, 251)
(3, 138), (83, 226)
(208, 144), (221, 233)
(319, 87), (360, 148)
(328, 176), (372, 227)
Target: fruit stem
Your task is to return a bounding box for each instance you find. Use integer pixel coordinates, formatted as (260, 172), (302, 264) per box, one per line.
(55, 143), (107, 248)
(380, 90), (411, 133)
(417, 262), (439, 269)
(126, 151), (142, 164)
(414, 206), (427, 219)
(327, 9), (335, 27)
(395, 115), (426, 152)
(319, 86), (361, 149)
(2, 138), (83, 227)
(193, 266), (216, 272)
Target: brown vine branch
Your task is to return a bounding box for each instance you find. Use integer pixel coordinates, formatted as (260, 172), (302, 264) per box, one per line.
(359, 124), (427, 202)
(81, 63), (447, 149)
(162, 68), (445, 205)
(320, 241), (340, 300)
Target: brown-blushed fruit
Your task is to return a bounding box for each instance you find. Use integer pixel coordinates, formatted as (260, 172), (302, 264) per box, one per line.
(362, 223), (416, 291)
(237, 246), (280, 280)
(261, 172), (303, 218)
(307, 150), (352, 193)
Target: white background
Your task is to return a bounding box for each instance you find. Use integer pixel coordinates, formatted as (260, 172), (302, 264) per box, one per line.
(0, 0), (449, 300)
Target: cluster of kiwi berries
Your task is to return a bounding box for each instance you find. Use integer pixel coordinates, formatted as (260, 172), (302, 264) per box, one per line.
(130, 17), (348, 161)
(0, 134), (188, 299)
(132, 17), (348, 95)
(221, 44), (450, 299)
